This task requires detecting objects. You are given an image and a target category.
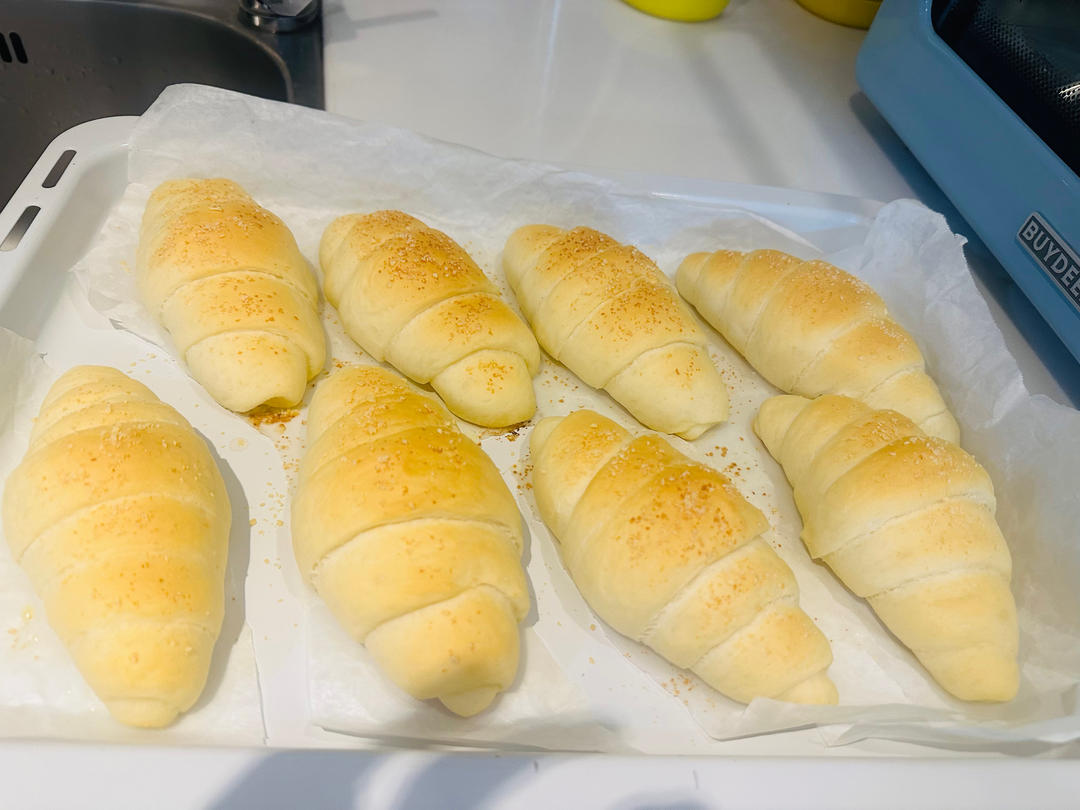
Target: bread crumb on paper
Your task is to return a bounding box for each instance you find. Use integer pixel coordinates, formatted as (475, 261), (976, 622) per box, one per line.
(246, 407), (299, 429)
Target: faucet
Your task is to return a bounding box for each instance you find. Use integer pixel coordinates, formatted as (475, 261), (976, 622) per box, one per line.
(238, 0), (320, 32)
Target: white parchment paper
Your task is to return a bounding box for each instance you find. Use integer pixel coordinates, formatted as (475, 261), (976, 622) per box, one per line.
(62, 85), (1080, 750)
(0, 327), (265, 745)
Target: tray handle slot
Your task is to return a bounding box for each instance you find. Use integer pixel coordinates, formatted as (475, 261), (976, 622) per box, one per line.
(42, 150), (77, 189)
(0, 206), (41, 253)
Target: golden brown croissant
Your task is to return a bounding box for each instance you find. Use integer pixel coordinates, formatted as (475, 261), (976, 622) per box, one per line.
(754, 393), (1018, 701)
(320, 212), (540, 427)
(504, 226), (729, 439)
(2, 366), (230, 727)
(677, 249), (959, 442)
(531, 409), (836, 705)
(291, 366), (530, 716)
(137, 178), (326, 412)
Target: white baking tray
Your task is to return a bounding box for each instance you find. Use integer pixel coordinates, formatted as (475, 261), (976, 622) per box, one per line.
(0, 116), (1076, 809)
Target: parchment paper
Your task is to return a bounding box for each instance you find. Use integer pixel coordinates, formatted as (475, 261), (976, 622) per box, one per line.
(0, 327), (265, 745)
(64, 84), (1080, 749)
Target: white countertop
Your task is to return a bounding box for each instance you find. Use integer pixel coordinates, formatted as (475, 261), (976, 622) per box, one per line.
(325, 0), (886, 197)
(4, 744), (1078, 809)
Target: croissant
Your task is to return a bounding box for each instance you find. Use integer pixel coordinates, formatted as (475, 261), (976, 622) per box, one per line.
(503, 226), (728, 440)
(676, 249), (959, 442)
(754, 394), (1018, 701)
(531, 409), (836, 705)
(291, 366), (530, 716)
(2, 366), (230, 727)
(320, 212), (541, 427)
(137, 178), (326, 413)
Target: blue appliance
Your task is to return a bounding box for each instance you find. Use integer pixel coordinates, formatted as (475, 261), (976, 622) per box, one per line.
(857, 0), (1080, 363)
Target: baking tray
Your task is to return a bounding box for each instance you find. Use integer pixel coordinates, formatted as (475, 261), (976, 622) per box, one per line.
(0, 114), (1077, 808)
(4, 114), (883, 753)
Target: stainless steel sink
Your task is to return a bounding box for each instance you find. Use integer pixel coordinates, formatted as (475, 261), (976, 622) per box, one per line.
(0, 0), (323, 207)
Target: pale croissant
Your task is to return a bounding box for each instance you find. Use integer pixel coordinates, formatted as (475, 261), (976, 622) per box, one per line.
(677, 249), (959, 442)
(137, 178), (326, 412)
(754, 394), (1018, 701)
(2, 366), (230, 727)
(291, 366), (530, 716)
(531, 409), (836, 705)
(320, 212), (540, 427)
(504, 226), (728, 440)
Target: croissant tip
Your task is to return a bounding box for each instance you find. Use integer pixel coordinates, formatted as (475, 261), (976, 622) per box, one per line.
(106, 697), (181, 729)
(439, 686), (500, 717)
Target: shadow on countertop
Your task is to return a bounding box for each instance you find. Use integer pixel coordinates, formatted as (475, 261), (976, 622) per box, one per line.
(203, 748), (723, 809)
(204, 749), (533, 810)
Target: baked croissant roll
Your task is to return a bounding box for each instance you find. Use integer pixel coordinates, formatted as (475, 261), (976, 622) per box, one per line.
(137, 178), (326, 413)
(503, 226), (728, 440)
(531, 409), (836, 705)
(291, 366), (530, 716)
(2, 366), (230, 727)
(320, 212), (541, 427)
(676, 249), (959, 442)
(754, 394), (1018, 701)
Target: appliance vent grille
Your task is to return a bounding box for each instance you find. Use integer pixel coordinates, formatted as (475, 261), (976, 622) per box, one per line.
(934, 0), (1080, 177)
